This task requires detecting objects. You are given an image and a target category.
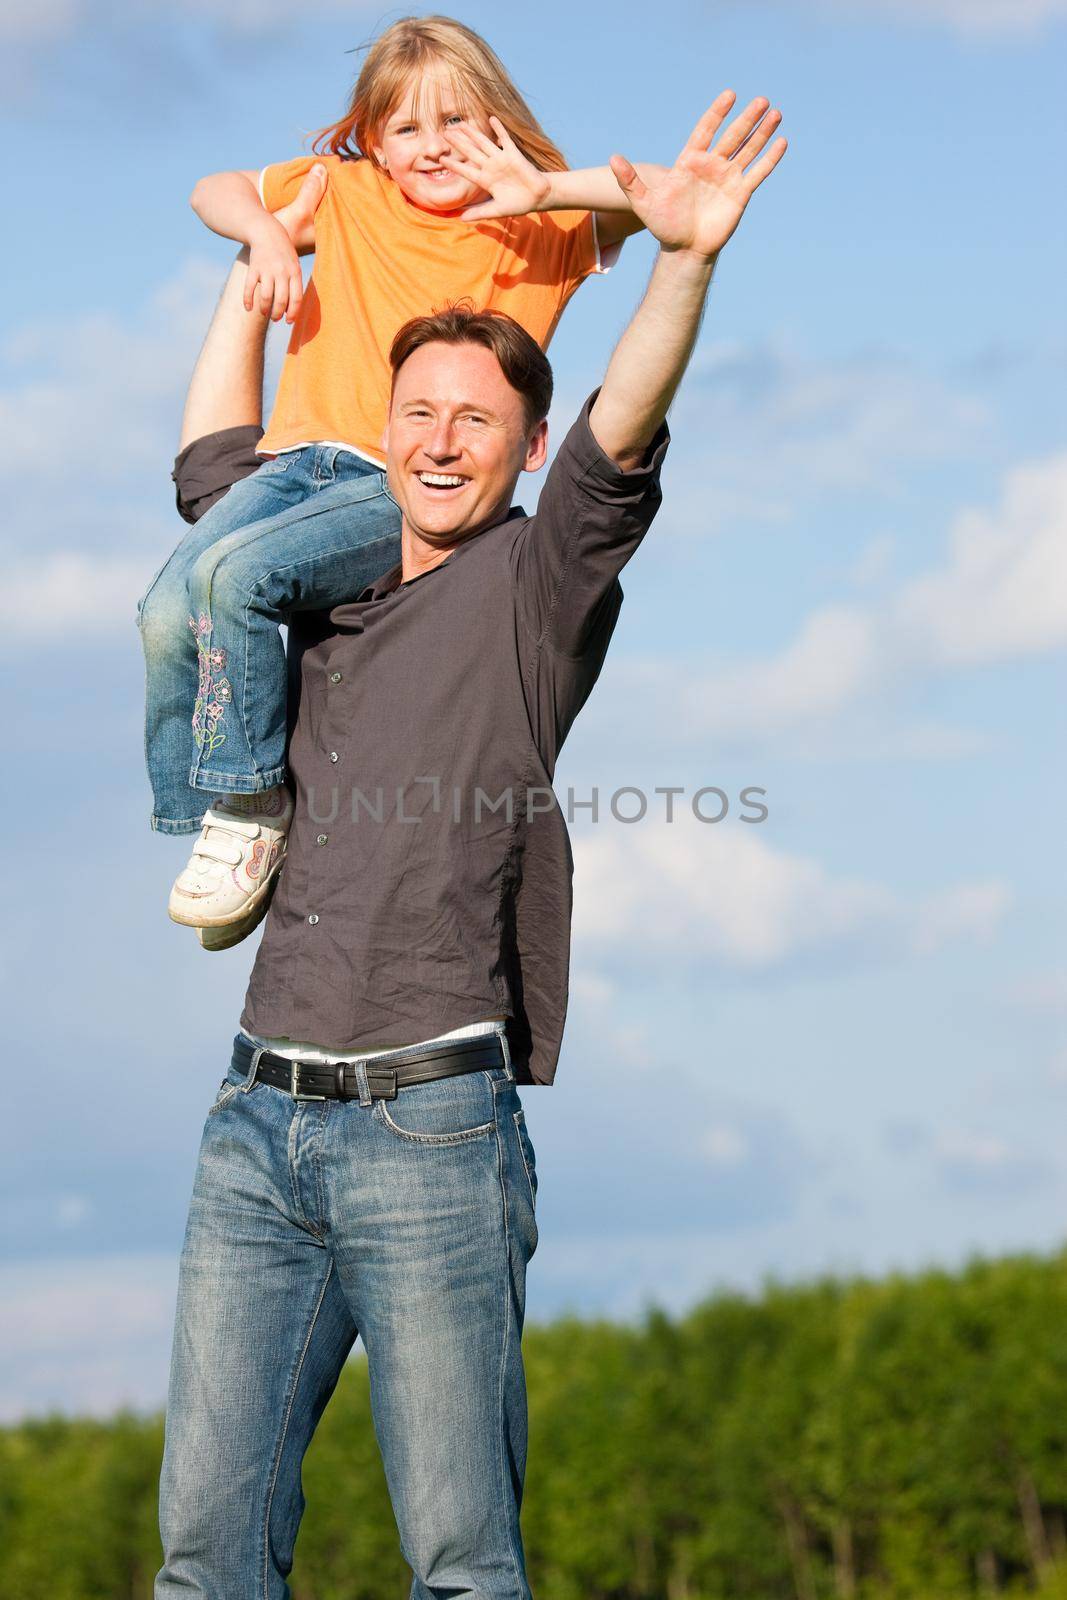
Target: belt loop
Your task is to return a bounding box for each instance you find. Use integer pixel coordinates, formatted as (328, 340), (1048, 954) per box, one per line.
(498, 1027), (515, 1081)
(352, 1060), (373, 1108)
(242, 1045), (264, 1093)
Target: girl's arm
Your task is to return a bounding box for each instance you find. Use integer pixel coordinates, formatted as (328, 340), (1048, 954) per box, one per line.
(189, 168), (310, 324)
(537, 166), (668, 249)
(442, 119), (666, 247)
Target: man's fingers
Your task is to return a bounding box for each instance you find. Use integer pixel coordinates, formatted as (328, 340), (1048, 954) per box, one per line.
(741, 133), (789, 194)
(683, 91), (737, 157)
(717, 96), (773, 162)
(610, 153), (648, 204)
(733, 108), (783, 170)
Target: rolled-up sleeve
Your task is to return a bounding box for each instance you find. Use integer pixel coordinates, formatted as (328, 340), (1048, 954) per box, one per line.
(511, 390), (669, 657)
(171, 424), (265, 524)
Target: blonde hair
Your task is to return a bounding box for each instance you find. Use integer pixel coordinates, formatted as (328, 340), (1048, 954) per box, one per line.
(312, 15), (567, 174)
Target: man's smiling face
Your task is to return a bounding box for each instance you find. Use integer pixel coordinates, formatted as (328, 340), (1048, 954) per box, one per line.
(385, 341), (548, 558)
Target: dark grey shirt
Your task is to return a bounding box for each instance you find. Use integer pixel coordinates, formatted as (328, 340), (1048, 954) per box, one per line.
(173, 394), (668, 1083)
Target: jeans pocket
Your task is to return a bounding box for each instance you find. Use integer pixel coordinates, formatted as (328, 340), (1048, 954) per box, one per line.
(513, 1108), (538, 1210)
(373, 1069), (497, 1145)
(207, 1065), (246, 1116)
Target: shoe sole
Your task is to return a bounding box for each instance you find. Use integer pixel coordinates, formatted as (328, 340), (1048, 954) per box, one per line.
(169, 851), (287, 930)
(196, 875), (278, 951)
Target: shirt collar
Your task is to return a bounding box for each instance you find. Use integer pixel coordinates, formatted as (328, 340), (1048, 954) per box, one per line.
(356, 505), (528, 602)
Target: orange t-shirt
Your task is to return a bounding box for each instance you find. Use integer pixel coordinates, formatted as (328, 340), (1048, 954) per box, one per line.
(257, 153), (610, 462)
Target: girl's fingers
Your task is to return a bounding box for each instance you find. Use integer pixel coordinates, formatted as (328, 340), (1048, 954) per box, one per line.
(489, 115), (514, 150)
(446, 123), (481, 157)
(457, 121), (500, 157)
(287, 271), (303, 322)
(243, 268), (260, 312)
(458, 200), (503, 221)
(440, 151), (478, 177)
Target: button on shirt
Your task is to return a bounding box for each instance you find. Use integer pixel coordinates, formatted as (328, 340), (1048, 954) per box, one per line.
(240, 392), (669, 1084)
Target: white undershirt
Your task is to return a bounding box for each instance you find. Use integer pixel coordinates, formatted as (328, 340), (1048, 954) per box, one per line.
(243, 1017), (507, 1064)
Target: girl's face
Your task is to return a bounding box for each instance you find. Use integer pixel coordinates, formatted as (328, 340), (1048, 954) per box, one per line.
(371, 67), (494, 214)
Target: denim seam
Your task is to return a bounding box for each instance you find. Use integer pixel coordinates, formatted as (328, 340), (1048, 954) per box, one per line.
(260, 1257), (336, 1598)
(208, 1080), (240, 1116)
(287, 1110), (326, 1239)
(187, 762), (286, 795)
(494, 1118), (525, 1600)
(313, 1102), (328, 1230)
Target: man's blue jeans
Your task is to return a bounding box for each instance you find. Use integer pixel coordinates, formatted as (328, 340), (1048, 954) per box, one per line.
(137, 446), (402, 835)
(155, 1034), (540, 1600)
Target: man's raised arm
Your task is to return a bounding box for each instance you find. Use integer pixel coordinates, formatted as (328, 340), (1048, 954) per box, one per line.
(589, 92), (787, 471)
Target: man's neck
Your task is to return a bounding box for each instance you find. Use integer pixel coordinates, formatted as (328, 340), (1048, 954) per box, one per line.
(399, 508), (510, 585)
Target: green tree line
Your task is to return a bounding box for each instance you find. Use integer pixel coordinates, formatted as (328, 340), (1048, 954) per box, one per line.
(3, 1246), (1067, 1599)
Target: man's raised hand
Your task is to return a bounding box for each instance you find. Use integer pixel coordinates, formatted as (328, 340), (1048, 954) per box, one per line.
(610, 92), (787, 261)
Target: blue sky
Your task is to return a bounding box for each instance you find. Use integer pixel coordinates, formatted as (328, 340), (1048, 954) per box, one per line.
(2, 0), (1065, 1421)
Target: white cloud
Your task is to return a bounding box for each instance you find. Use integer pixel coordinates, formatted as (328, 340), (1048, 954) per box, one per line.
(665, 338), (991, 534)
(821, 0), (1067, 34)
(0, 0), (78, 42)
(894, 453), (1067, 664)
(700, 1123), (750, 1168)
(618, 448), (1067, 741)
(1006, 971), (1067, 1013)
(0, 1254), (177, 1421)
(934, 1127), (1049, 1192)
(571, 810), (1010, 975)
(8, 554), (152, 641)
(1, 258), (224, 487)
(0, 0), (370, 44)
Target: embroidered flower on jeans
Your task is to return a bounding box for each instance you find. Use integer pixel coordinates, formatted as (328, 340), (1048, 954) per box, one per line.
(191, 615), (228, 756)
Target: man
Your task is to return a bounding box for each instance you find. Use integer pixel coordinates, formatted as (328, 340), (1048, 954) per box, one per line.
(155, 93), (786, 1598)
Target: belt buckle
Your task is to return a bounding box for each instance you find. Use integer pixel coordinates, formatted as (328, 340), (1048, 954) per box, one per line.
(290, 1060), (327, 1102)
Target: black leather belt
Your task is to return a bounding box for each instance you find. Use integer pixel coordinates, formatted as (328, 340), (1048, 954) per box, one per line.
(232, 1031), (506, 1102)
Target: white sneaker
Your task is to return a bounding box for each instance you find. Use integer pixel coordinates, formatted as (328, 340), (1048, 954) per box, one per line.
(168, 789), (293, 928)
(196, 873), (279, 952)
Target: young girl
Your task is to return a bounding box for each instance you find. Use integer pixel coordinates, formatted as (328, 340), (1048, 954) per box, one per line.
(138, 14), (654, 929)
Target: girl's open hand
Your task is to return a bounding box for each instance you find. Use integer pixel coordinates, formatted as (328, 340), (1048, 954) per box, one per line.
(441, 117), (552, 222)
(244, 218), (305, 324)
(610, 92), (787, 261)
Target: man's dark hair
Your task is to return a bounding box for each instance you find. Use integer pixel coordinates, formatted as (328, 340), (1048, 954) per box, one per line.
(389, 305), (553, 430)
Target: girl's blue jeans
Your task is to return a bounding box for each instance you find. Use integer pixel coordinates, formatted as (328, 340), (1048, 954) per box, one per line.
(155, 1034), (539, 1599)
(137, 445), (402, 835)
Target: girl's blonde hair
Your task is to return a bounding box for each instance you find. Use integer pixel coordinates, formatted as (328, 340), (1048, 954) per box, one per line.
(312, 15), (567, 174)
